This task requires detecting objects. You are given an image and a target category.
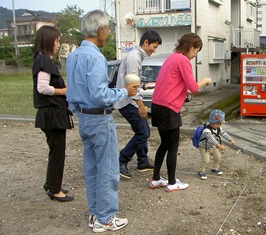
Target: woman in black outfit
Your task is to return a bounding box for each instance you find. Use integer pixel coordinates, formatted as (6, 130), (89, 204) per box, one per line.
(32, 25), (74, 202)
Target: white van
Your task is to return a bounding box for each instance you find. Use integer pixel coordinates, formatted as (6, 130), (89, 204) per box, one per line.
(107, 53), (192, 112)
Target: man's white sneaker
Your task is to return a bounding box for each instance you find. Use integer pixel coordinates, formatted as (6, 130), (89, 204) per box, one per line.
(165, 179), (189, 192)
(88, 214), (96, 228)
(92, 216), (128, 233)
(149, 177), (168, 188)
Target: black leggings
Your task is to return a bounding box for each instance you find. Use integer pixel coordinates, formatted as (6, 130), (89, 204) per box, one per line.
(152, 128), (180, 185)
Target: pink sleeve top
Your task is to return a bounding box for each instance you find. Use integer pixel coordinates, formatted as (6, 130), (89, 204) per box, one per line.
(37, 71), (55, 96)
(152, 52), (199, 113)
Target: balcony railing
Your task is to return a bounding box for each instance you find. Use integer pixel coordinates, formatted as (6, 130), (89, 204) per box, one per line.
(136, 0), (190, 14)
(231, 28), (260, 49)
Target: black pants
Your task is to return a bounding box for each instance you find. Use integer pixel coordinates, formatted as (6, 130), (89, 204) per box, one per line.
(42, 129), (66, 194)
(152, 128), (180, 185)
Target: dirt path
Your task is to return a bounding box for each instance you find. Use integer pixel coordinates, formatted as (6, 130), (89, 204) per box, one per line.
(0, 120), (265, 235)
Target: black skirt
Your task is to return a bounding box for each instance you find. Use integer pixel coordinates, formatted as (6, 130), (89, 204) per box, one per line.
(151, 103), (182, 130)
(35, 107), (72, 130)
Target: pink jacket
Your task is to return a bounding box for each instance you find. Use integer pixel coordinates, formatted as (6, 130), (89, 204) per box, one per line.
(152, 52), (199, 113)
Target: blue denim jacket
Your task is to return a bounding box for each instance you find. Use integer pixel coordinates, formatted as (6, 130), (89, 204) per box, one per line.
(66, 40), (128, 113)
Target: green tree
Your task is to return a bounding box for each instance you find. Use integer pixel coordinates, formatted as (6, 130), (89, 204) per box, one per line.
(0, 36), (16, 65)
(100, 33), (116, 60)
(56, 6), (116, 60)
(56, 4), (83, 46)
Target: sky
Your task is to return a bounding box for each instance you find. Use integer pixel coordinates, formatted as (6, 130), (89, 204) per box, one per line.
(0, 0), (102, 14)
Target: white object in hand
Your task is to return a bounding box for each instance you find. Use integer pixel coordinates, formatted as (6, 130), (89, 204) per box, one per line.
(125, 72), (140, 85)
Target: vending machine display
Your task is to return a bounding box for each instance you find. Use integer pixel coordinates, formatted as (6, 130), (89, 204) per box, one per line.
(240, 54), (266, 117)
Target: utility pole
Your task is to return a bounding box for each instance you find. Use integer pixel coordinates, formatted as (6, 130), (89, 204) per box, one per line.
(115, 0), (121, 60)
(100, 0), (114, 16)
(12, 0), (19, 59)
(102, 0), (107, 12)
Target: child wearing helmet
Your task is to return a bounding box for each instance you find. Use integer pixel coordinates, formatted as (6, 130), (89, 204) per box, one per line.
(197, 109), (236, 180)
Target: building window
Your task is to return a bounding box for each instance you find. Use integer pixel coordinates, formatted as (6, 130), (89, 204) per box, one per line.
(246, 1), (256, 21)
(170, 0), (190, 10)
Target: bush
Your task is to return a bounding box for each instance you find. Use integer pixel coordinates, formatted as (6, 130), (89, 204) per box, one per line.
(0, 36), (16, 65)
(19, 47), (33, 67)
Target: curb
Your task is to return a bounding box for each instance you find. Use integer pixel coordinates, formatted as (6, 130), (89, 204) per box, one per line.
(1, 113), (265, 161)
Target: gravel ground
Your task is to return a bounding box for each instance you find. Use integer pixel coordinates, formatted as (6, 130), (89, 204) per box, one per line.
(0, 119), (265, 235)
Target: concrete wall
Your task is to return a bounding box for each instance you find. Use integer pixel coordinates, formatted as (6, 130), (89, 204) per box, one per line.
(196, 0), (231, 89)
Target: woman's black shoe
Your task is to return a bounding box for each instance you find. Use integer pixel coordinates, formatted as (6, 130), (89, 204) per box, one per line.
(43, 183), (69, 194)
(47, 191), (74, 202)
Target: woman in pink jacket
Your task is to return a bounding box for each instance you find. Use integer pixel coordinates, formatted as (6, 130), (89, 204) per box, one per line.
(149, 33), (212, 192)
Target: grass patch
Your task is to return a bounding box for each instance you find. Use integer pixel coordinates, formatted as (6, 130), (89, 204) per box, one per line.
(201, 93), (240, 120)
(210, 93), (240, 110)
(0, 73), (36, 116)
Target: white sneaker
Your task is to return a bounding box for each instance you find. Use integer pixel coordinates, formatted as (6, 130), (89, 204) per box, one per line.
(88, 214), (96, 228)
(149, 177), (168, 188)
(93, 215), (128, 233)
(165, 179), (189, 192)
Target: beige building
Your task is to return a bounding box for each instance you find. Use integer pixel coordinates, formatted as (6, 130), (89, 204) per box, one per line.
(114, 0), (260, 90)
(6, 10), (57, 46)
(5, 10), (76, 63)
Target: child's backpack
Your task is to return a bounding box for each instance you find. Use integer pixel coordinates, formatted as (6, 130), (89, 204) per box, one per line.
(192, 124), (207, 148)
(192, 124), (221, 149)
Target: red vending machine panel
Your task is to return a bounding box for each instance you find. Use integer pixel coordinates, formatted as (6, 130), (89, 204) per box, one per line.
(240, 54), (266, 117)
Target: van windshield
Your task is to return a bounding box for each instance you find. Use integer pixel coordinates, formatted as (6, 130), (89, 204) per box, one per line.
(141, 66), (161, 83)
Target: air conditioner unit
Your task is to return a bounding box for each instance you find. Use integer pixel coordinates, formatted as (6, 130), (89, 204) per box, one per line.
(208, 40), (225, 64)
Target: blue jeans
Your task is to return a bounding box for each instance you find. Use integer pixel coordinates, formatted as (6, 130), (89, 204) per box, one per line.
(119, 104), (150, 166)
(78, 113), (119, 224)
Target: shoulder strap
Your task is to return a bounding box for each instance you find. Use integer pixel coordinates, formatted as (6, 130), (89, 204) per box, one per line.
(199, 123), (208, 141)
(205, 124), (221, 144)
(201, 123), (209, 150)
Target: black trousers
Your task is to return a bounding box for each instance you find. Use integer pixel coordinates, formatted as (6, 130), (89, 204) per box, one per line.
(42, 129), (66, 194)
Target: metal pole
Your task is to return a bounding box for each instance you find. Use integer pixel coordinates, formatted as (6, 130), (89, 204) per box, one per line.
(115, 0), (121, 60)
(191, 0), (198, 82)
(12, 0), (19, 59)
